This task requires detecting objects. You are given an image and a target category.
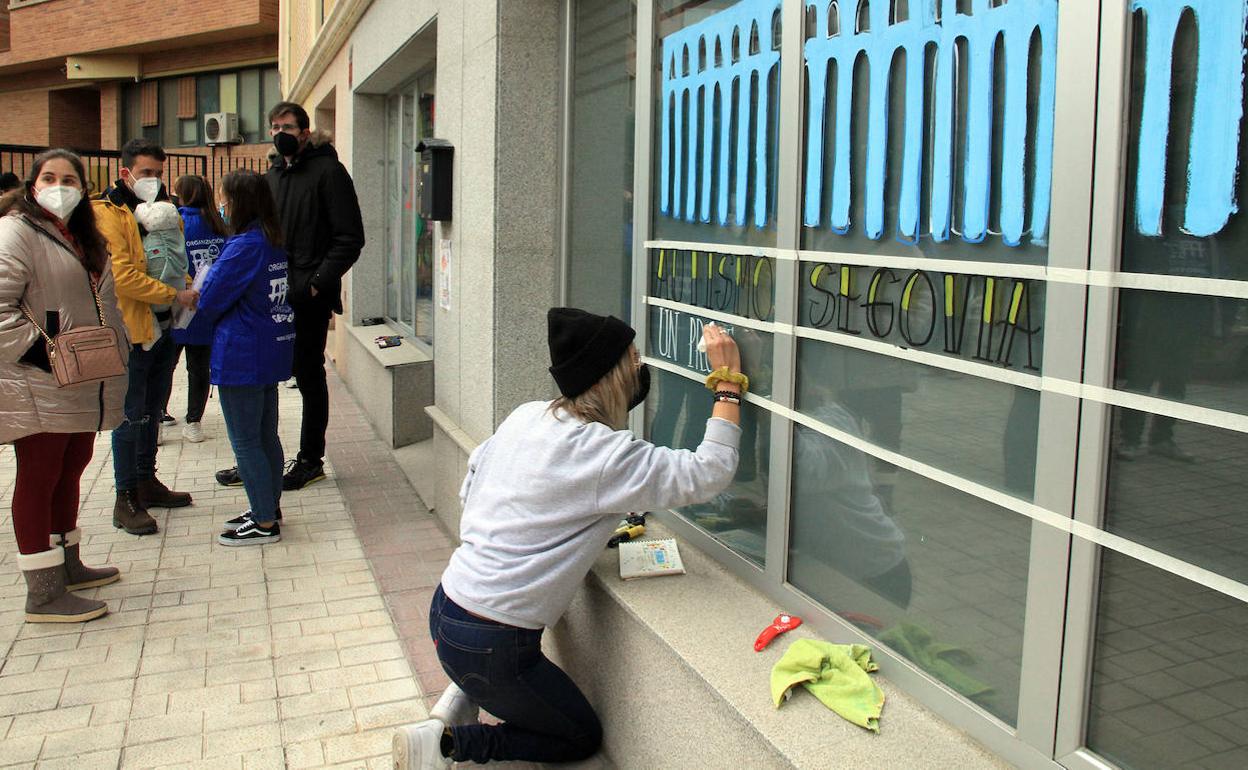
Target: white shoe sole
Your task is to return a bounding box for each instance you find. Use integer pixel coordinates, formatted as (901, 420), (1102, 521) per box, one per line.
(217, 532), (281, 546)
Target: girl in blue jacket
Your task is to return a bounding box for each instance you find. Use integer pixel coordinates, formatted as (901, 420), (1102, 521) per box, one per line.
(167, 175), (228, 443)
(194, 170), (295, 545)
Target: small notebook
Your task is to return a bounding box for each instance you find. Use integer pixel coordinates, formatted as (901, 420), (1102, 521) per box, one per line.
(618, 538), (686, 580)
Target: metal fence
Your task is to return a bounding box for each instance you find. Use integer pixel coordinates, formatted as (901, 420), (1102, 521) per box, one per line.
(0, 144), (271, 195)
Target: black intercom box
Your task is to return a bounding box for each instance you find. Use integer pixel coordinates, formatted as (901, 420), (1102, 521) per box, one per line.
(416, 138), (453, 221)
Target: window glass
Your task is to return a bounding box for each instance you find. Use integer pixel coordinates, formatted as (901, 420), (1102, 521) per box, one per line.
(566, 0), (637, 321)
(799, 0), (1056, 264)
(219, 73), (239, 114)
(179, 118), (198, 146)
(122, 83), (143, 144)
(1113, 290), (1248, 417)
(414, 90), (435, 346)
(385, 95), (402, 326)
(197, 74), (221, 122)
(1118, 10), (1248, 281)
(798, 262), (1045, 373)
(401, 92), (416, 330)
(263, 67), (282, 113)
(648, 307), (774, 399)
(653, 0), (781, 248)
(1086, 552), (1248, 770)
(788, 434), (1030, 725)
(238, 69), (262, 143)
(159, 79), (180, 149)
(1105, 413), (1248, 585)
(646, 369), (770, 566)
(795, 339), (1039, 498)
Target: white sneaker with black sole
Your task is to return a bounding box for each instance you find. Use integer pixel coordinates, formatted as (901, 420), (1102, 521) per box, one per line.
(218, 519), (281, 546)
(222, 509), (283, 532)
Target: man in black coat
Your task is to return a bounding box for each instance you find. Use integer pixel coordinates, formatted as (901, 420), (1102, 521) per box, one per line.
(217, 101), (364, 492)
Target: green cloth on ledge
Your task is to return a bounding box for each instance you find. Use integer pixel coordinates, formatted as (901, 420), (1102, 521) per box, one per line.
(770, 639), (885, 732)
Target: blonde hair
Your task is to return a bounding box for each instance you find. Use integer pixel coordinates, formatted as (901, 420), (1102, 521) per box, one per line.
(550, 347), (639, 430)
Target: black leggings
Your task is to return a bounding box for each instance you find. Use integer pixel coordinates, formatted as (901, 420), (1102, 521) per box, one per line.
(164, 343), (212, 423)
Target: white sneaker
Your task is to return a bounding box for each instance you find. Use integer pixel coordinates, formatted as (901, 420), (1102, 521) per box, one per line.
(156, 423), (164, 446)
(182, 422), (205, 443)
(283, 378), (299, 389)
(429, 682), (479, 726)
(393, 719), (450, 769)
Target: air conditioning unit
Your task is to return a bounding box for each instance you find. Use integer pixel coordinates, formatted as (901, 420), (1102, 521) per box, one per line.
(203, 112), (242, 145)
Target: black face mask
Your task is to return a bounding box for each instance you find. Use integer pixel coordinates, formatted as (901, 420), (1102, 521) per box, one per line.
(628, 364), (651, 411)
(273, 131), (301, 157)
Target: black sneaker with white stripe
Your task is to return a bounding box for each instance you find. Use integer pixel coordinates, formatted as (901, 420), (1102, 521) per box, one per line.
(218, 519), (281, 546)
(222, 508), (284, 532)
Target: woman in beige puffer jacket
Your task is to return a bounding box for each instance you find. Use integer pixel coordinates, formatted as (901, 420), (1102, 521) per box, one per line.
(0, 149), (129, 623)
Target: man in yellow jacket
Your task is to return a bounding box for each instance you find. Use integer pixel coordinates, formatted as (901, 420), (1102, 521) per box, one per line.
(93, 139), (198, 536)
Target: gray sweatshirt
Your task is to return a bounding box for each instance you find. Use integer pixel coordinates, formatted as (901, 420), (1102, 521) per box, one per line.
(440, 400), (741, 630)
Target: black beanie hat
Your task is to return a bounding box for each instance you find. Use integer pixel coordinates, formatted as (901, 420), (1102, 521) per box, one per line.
(547, 307), (636, 399)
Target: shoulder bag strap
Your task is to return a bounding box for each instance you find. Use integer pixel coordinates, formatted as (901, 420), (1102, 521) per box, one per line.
(18, 215), (108, 327)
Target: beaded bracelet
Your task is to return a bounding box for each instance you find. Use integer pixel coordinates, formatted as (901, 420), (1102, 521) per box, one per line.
(713, 390), (742, 405)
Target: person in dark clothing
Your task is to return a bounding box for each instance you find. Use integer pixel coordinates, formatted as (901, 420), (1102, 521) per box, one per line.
(0, 171), (21, 193)
(215, 102), (364, 492)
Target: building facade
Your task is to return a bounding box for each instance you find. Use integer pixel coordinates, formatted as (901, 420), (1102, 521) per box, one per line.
(0, 0), (279, 174)
(282, 1), (1248, 768)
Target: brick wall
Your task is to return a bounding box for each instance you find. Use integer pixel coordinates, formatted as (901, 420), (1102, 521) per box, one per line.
(142, 35), (277, 77)
(48, 88), (101, 149)
(0, 1), (278, 69)
(0, 90), (48, 145)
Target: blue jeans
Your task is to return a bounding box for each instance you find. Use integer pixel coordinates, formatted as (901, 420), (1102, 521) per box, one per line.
(218, 385), (283, 523)
(429, 585), (602, 764)
(112, 335), (177, 491)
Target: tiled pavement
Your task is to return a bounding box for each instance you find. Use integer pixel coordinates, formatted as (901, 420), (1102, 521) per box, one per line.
(0, 365), (607, 769)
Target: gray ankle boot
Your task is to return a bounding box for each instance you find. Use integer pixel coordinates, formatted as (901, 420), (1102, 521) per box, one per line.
(53, 528), (121, 591)
(18, 547), (108, 624)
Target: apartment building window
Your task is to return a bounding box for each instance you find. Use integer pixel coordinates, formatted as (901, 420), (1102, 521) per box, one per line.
(122, 65), (281, 146)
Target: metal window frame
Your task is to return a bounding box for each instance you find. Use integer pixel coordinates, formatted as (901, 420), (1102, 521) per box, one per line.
(555, 1), (1248, 767)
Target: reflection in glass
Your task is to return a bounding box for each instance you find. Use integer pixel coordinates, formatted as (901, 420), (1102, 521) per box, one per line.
(795, 339), (1039, 498)
(1119, 11), (1248, 280)
(1087, 553), (1248, 770)
(401, 92), (416, 329)
(566, 0), (637, 321)
(645, 369), (769, 566)
(1106, 413), (1248, 586)
(788, 423), (1029, 725)
(653, 0), (780, 247)
(1114, 291), (1248, 420)
(414, 92), (435, 346)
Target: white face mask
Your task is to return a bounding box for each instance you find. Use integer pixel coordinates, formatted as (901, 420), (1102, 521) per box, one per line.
(35, 186), (82, 221)
(132, 176), (161, 203)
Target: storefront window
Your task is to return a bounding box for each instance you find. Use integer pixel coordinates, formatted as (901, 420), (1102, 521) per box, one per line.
(798, 261), (1046, 373)
(566, 0), (637, 320)
(653, 0), (782, 247)
(799, 0), (1057, 264)
(788, 435), (1030, 725)
(384, 82), (435, 346)
(646, 369), (771, 566)
(1086, 552), (1248, 770)
(795, 339), (1039, 498)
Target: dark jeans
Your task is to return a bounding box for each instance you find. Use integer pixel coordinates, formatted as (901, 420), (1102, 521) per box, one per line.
(292, 299), (331, 465)
(164, 344), (212, 423)
(112, 335), (177, 491)
(429, 585), (602, 764)
(218, 385), (283, 522)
